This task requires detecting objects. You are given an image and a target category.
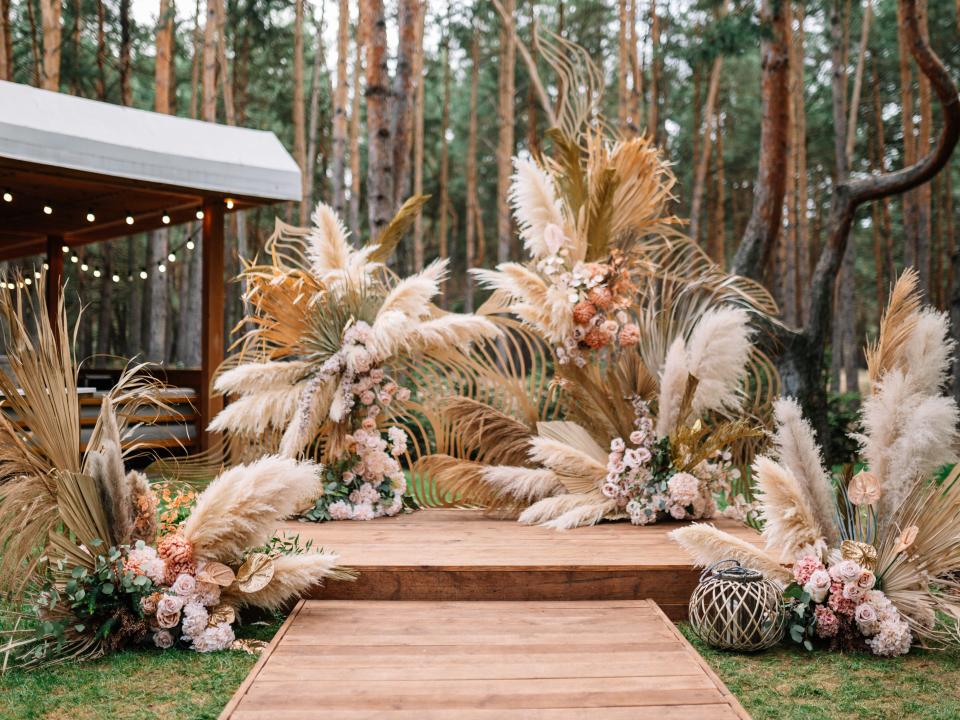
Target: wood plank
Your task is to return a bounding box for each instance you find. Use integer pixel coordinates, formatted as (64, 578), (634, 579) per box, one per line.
(220, 600), (750, 720)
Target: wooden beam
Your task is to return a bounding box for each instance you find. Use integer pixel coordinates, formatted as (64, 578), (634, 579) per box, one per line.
(45, 234), (63, 331)
(199, 198), (225, 453)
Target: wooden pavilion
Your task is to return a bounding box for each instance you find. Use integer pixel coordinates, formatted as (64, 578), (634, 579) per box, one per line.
(0, 80), (301, 450)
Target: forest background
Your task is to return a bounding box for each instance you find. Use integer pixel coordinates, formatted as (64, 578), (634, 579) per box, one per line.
(0, 0), (957, 443)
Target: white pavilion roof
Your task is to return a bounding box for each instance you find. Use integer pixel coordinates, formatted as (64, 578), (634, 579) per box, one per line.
(0, 80), (301, 202)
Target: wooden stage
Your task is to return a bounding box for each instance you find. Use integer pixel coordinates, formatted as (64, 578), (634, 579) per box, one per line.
(219, 599), (751, 720)
(282, 508), (763, 620)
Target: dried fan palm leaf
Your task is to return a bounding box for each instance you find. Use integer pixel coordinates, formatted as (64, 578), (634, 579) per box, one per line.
(410, 454), (501, 509)
(436, 396), (536, 466)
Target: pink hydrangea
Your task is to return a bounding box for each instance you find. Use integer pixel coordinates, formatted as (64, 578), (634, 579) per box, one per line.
(814, 606), (840, 638)
(793, 555), (824, 585)
(667, 472), (700, 506)
(828, 584), (857, 617)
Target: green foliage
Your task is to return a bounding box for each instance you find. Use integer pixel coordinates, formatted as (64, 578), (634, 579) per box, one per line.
(823, 393), (861, 468)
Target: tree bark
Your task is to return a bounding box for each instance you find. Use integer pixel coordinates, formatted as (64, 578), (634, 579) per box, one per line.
(465, 28), (480, 312)
(203, 0), (218, 122)
(792, 3), (810, 322)
(40, 0), (62, 90)
(155, 0), (175, 114)
(914, 0), (933, 294)
(496, 0), (516, 263)
(364, 0), (395, 237)
(216, 0), (234, 125)
(0, 0), (11, 81)
(730, 0), (790, 282)
(617, 0), (629, 131)
(412, 2), (426, 271)
(437, 24), (451, 296)
(392, 0), (419, 208)
(348, 10), (364, 238)
(896, 0), (919, 270)
(306, 10), (327, 213)
(648, 0), (661, 140)
(331, 0), (350, 215)
(25, 0), (41, 86)
(844, 0), (872, 164)
(119, 0), (132, 104)
(293, 0), (308, 223)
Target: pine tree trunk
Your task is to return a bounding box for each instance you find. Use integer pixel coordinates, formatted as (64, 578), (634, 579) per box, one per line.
(25, 0), (41, 86)
(730, 0), (790, 281)
(437, 26), (451, 297)
(781, 0), (798, 326)
(412, 2), (426, 271)
(69, 0), (80, 94)
(364, 0), (395, 237)
(348, 13), (363, 238)
(648, 0), (660, 140)
(392, 0), (419, 207)
(629, 0), (642, 133)
(190, 0), (202, 117)
(0, 0), (11, 81)
(306, 12), (327, 212)
(617, 0), (629, 131)
(293, 0), (308, 223)
(713, 115), (726, 265)
(216, 0), (234, 124)
(119, 0), (132, 104)
(331, 0), (350, 215)
(203, 0), (217, 122)
(915, 0), (932, 294)
(156, 0), (175, 113)
(793, 3), (809, 321)
(39, 0), (61, 90)
(496, 0), (516, 263)
(183, 226), (203, 367)
(465, 28), (480, 313)
(896, 0), (918, 270)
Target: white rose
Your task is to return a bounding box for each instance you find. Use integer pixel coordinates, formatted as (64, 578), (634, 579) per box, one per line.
(804, 569), (831, 603)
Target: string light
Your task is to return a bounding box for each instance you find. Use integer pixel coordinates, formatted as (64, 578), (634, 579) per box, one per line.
(186, 240), (195, 250)
(225, 198), (234, 210)
(139, 269), (148, 280)
(125, 212), (135, 225)
(112, 274), (120, 283)
(34, 271), (41, 279)
(2, 189), (11, 202)
(162, 210), (171, 224)
(42, 203), (52, 215)
(158, 263), (167, 273)
(61, 245), (69, 253)
(43, 262), (49, 270)
(85, 209), (96, 223)
(93, 268), (102, 278)
(80, 262), (89, 272)
(24, 278), (32, 286)
(5, 283), (13, 290)
(70, 255), (79, 264)
(168, 252), (176, 263)
(195, 209), (204, 220)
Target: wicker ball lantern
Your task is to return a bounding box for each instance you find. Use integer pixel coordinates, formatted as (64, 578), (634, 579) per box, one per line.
(688, 560), (785, 652)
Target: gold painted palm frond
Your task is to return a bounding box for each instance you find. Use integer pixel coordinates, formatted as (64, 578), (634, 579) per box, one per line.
(236, 266), (323, 360)
(865, 267), (921, 388)
(670, 418), (763, 474)
(367, 194), (431, 263)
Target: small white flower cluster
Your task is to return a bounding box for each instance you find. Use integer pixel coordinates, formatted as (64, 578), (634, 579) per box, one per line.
(326, 425), (408, 521)
(144, 562), (233, 653)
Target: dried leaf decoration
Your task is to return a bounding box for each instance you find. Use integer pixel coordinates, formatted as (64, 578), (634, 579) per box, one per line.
(840, 540), (878, 570)
(367, 194), (431, 263)
(197, 561), (236, 587)
(230, 638), (269, 655)
(236, 553), (275, 593)
(894, 525), (919, 554)
(848, 470), (882, 506)
(207, 603), (236, 627)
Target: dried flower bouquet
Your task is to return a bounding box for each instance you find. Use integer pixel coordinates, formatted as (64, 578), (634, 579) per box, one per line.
(672, 269), (960, 656)
(207, 197), (500, 521)
(0, 280), (353, 670)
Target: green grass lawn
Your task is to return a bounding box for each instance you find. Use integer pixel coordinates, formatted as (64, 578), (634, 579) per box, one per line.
(679, 623), (960, 719)
(0, 621), (281, 720)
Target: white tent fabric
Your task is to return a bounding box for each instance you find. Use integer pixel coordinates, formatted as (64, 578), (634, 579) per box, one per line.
(0, 80), (301, 201)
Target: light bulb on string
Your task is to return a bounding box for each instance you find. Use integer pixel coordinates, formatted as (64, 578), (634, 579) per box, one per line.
(34, 271), (41, 279)
(43, 262), (49, 270)
(61, 245), (69, 253)
(225, 198), (235, 210)
(70, 255), (79, 264)
(167, 252), (176, 263)
(161, 210), (171, 225)
(125, 212), (135, 225)
(80, 262), (89, 272)
(42, 203), (52, 215)
(93, 268), (101, 278)
(85, 209), (96, 223)
(186, 240), (195, 250)
(6, 283), (13, 290)
(2, 189), (12, 202)
(158, 263), (167, 273)
(195, 209), (204, 220)
(112, 274), (120, 283)
(139, 269), (148, 280)
(24, 278), (32, 286)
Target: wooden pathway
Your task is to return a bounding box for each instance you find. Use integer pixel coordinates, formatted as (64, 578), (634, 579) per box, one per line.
(284, 509), (763, 619)
(220, 599), (751, 720)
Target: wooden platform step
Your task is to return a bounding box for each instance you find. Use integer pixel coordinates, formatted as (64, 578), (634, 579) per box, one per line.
(220, 600), (750, 720)
(280, 509), (763, 620)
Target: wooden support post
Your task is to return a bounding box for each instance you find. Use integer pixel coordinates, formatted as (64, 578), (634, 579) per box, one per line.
(199, 199), (225, 453)
(46, 235), (63, 330)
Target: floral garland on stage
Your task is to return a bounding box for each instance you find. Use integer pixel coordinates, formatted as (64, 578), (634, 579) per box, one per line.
(207, 198), (499, 521)
(0, 281), (354, 669)
(672, 269), (960, 656)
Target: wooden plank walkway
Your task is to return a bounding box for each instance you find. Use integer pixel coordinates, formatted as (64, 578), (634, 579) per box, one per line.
(220, 600), (750, 720)
(283, 509), (763, 619)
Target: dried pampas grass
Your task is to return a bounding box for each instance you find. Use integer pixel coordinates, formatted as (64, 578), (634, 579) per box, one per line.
(771, 398), (839, 547)
(377, 259), (448, 320)
(669, 523), (791, 584)
(685, 307), (752, 417)
(183, 456), (321, 563)
(306, 202), (353, 281)
(753, 456), (829, 562)
(656, 336), (689, 437)
(528, 435), (605, 495)
(206, 384), (304, 436)
(214, 361), (308, 397)
(902, 308), (954, 396)
(518, 493), (615, 529)
(510, 157), (567, 259)
(865, 268), (921, 386)
(227, 552), (355, 611)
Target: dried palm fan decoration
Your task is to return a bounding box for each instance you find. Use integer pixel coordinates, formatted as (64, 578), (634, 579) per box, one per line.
(0, 278), (353, 670)
(412, 27), (777, 529)
(672, 269), (960, 656)
(207, 198), (500, 521)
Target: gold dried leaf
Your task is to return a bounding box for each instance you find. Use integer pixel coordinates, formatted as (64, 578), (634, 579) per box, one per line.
(894, 525), (919, 554)
(197, 561), (236, 587)
(236, 553), (275, 593)
(848, 471), (882, 506)
(207, 603), (236, 627)
(840, 540), (878, 570)
(230, 638), (269, 655)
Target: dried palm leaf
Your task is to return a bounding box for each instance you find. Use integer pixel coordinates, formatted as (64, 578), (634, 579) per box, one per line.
(436, 396), (536, 466)
(367, 194), (431, 264)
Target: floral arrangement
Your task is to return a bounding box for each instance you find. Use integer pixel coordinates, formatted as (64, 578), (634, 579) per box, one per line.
(208, 198), (499, 520)
(785, 554), (912, 657)
(412, 41), (775, 530)
(302, 425), (409, 521)
(155, 482), (197, 534)
(672, 269), (960, 656)
(0, 280), (354, 669)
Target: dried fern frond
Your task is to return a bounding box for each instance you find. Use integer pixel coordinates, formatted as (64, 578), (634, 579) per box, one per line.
(669, 523), (791, 584)
(866, 268), (921, 387)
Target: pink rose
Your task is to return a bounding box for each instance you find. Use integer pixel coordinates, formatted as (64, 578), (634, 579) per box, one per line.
(156, 607), (181, 629)
(361, 418), (376, 431)
(396, 387), (411, 402)
(171, 573), (196, 597)
(814, 606), (839, 638)
(855, 602), (880, 635)
(804, 569), (832, 603)
(153, 630), (175, 649)
(829, 560), (861, 584)
(856, 570), (876, 590)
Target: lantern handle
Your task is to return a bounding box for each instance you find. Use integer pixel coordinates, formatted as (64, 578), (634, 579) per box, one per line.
(699, 558), (741, 583)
